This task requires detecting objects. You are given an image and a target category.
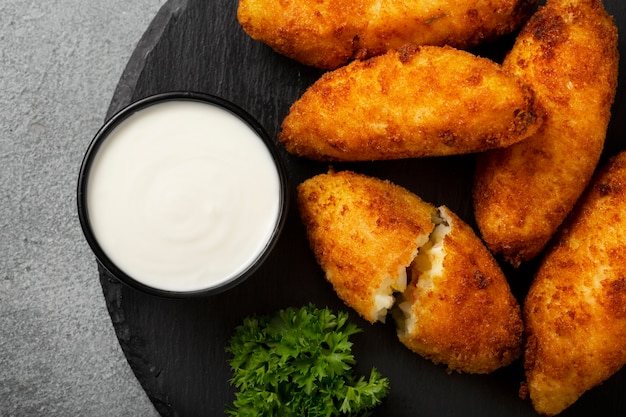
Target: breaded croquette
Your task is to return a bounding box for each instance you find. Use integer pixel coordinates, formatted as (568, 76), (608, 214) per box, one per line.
(524, 152), (626, 416)
(298, 170), (523, 374)
(280, 45), (542, 161)
(298, 170), (436, 323)
(473, 0), (619, 266)
(237, 0), (537, 69)
(394, 206), (523, 374)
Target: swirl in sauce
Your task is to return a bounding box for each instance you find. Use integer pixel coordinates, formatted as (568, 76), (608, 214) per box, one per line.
(87, 100), (281, 292)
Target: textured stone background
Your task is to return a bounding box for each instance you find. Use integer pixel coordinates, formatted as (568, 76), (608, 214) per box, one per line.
(1, 1), (166, 415)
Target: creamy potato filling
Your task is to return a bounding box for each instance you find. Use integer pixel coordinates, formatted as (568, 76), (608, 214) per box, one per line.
(395, 208), (451, 334)
(373, 232), (431, 322)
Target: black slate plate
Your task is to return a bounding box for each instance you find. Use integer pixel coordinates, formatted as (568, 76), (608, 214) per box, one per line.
(98, 0), (626, 416)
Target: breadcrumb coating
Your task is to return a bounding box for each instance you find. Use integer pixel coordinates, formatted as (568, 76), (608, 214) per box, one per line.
(524, 152), (626, 416)
(237, 0), (537, 69)
(395, 206), (523, 374)
(298, 171), (523, 375)
(473, 0), (619, 266)
(280, 45), (542, 161)
(297, 170), (436, 323)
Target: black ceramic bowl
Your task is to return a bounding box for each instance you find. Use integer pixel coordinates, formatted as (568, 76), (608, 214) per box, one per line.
(77, 92), (289, 297)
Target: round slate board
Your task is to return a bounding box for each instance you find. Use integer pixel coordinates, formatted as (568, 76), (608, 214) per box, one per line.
(97, 0), (626, 415)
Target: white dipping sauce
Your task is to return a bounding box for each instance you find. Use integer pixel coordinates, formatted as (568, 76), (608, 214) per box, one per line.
(86, 99), (281, 292)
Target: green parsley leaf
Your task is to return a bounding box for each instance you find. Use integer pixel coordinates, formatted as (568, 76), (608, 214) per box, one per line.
(226, 304), (390, 417)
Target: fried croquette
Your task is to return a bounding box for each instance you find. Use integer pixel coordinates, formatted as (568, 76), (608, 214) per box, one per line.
(473, 0), (619, 266)
(237, 0), (537, 69)
(298, 170), (523, 373)
(394, 206), (523, 374)
(280, 45), (542, 161)
(298, 170), (437, 323)
(523, 152), (626, 416)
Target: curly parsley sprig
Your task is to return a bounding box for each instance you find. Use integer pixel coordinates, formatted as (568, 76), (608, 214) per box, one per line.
(226, 304), (390, 417)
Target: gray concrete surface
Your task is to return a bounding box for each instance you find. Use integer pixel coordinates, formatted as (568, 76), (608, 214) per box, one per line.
(1, 1), (167, 415)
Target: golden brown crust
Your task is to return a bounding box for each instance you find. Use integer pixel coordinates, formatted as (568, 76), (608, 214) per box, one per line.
(297, 170), (436, 323)
(237, 0), (537, 69)
(237, 0), (363, 69)
(397, 206), (523, 373)
(280, 45), (542, 161)
(473, 0), (619, 266)
(524, 151), (626, 416)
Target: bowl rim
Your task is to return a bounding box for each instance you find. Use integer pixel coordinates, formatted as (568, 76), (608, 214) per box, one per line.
(76, 91), (290, 297)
